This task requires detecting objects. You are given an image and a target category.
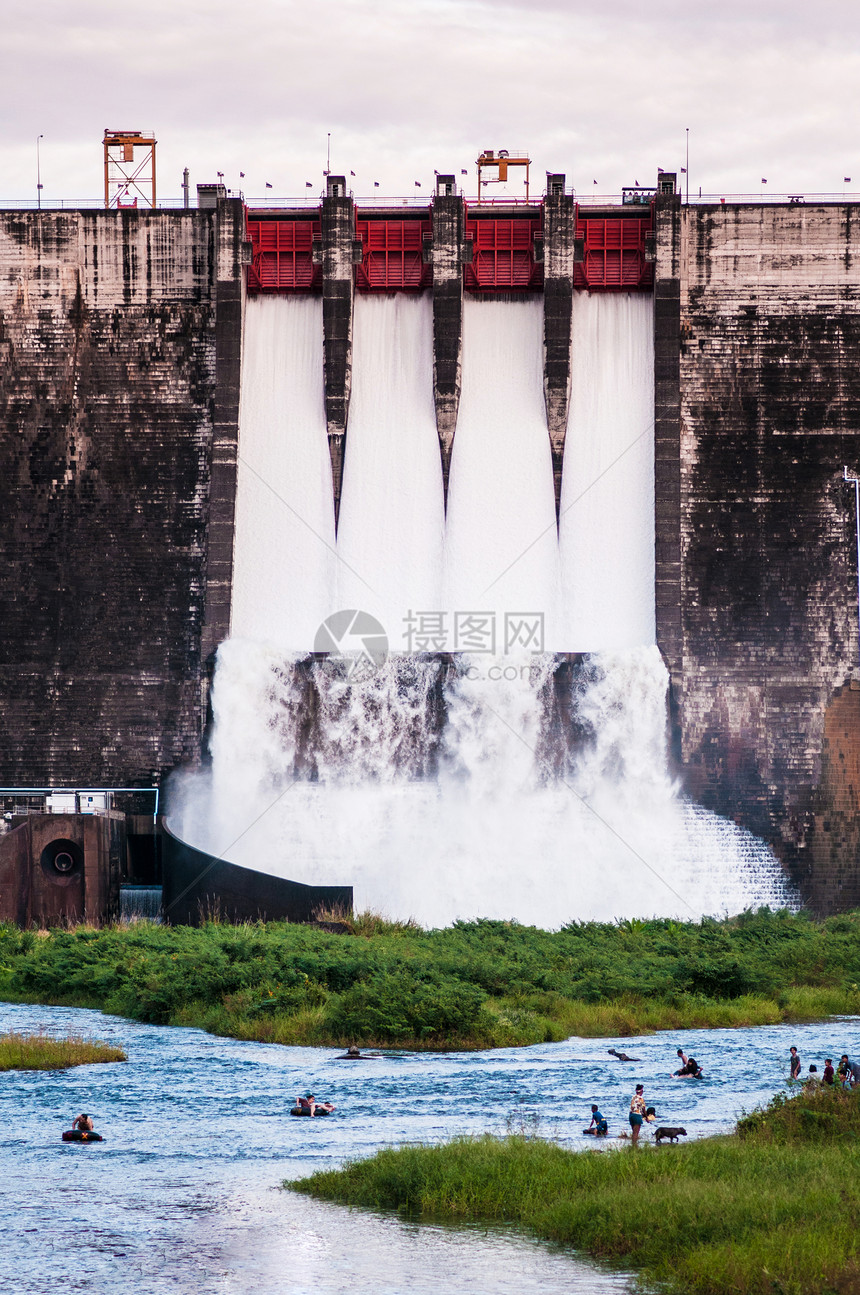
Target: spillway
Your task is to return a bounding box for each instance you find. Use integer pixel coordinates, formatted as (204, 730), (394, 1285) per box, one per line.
(336, 295), (444, 646)
(231, 296), (335, 647)
(560, 292), (655, 648)
(446, 298), (560, 645)
(171, 291), (797, 926)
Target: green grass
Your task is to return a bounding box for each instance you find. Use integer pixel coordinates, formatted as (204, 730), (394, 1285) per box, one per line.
(0, 908), (859, 1049)
(0, 1030), (126, 1071)
(292, 1085), (860, 1294)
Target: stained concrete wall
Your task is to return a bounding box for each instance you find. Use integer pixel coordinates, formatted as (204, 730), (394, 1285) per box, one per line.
(0, 203), (245, 787)
(0, 813), (121, 925)
(655, 202), (860, 908)
(542, 177), (577, 518)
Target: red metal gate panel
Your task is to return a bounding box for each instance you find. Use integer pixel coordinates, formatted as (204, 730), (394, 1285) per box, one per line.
(464, 218), (543, 291)
(574, 215), (653, 290)
(246, 218), (321, 293)
(355, 218), (431, 290)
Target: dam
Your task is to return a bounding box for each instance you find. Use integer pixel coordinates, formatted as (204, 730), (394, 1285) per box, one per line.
(1, 168), (859, 922)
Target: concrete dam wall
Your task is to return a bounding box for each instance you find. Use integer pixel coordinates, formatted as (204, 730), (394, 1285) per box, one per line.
(2, 183), (860, 914)
(0, 200), (245, 787)
(654, 201), (860, 910)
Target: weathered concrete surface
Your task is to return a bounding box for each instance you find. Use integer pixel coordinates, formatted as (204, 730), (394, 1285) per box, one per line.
(320, 177), (358, 529)
(0, 813), (121, 925)
(656, 202), (860, 906)
(0, 207), (243, 786)
(542, 177), (576, 519)
(201, 198), (247, 666)
(431, 185), (467, 499)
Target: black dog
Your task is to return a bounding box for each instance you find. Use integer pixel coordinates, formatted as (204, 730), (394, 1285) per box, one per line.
(655, 1126), (687, 1143)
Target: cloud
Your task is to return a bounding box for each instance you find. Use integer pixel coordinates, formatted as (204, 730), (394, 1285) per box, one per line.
(1, 0), (857, 201)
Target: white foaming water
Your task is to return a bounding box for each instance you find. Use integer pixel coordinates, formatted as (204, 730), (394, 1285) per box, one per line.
(337, 295), (444, 648)
(171, 290), (798, 926)
(230, 297), (336, 646)
(560, 292), (655, 648)
(445, 297), (561, 647)
(172, 643), (797, 927)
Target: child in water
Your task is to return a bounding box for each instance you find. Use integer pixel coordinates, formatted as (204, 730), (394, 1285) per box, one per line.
(583, 1104), (608, 1136)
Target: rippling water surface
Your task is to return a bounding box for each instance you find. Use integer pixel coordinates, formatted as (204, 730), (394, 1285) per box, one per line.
(3, 1002), (858, 1294)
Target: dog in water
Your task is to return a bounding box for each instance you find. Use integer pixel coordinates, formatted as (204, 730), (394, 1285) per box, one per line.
(655, 1126), (687, 1144)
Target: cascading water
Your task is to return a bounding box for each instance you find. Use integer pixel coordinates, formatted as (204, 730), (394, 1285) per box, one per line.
(446, 298), (560, 644)
(560, 293), (655, 648)
(230, 295), (335, 646)
(171, 291), (799, 925)
(337, 295), (444, 644)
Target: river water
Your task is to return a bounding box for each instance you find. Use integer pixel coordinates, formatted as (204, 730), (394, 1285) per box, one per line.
(3, 1002), (858, 1295)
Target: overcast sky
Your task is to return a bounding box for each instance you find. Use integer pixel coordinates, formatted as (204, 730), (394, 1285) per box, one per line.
(3, 0), (858, 205)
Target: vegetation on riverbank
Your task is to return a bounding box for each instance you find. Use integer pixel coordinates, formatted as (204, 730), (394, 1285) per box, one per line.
(292, 1085), (860, 1295)
(0, 1031), (126, 1071)
(0, 907), (858, 1049)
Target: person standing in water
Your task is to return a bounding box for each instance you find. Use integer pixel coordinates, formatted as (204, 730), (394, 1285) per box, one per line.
(789, 1046), (801, 1080)
(629, 1085), (647, 1145)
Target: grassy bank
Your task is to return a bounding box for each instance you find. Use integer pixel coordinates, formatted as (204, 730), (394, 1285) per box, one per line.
(0, 1031), (126, 1071)
(0, 908), (859, 1049)
(292, 1085), (860, 1295)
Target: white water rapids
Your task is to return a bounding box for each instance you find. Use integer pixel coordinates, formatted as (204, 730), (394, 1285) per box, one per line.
(173, 292), (797, 926)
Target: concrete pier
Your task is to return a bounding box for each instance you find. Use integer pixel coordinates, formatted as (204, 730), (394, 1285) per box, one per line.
(319, 176), (360, 529)
(541, 174), (577, 519)
(201, 196), (247, 665)
(430, 176), (467, 500)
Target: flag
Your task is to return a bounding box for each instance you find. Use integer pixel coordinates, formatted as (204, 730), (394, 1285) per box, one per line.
(265, 182), (273, 189)
(305, 181), (313, 188)
(635, 179), (640, 186)
(239, 171), (245, 178)
(593, 179), (597, 185)
(680, 167), (687, 174)
(657, 167), (664, 174)
(414, 180), (421, 187)
(350, 170), (355, 176)
(762, 178), (767, 183)
(845, 177), (852, 183)
(374, 181), (380, 187)
(461, 169), (467, 175)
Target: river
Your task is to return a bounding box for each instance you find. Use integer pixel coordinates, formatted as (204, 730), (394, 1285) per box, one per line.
(2, 1002), (858, 1294)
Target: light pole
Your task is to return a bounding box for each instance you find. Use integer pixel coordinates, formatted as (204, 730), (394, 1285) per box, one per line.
(844, 466), (860, 668)
(685, 127), (689, 205)
(36, 134), (43, 209)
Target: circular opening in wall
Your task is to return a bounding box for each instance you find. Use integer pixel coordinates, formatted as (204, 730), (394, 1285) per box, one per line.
(39, 838), (84, 880)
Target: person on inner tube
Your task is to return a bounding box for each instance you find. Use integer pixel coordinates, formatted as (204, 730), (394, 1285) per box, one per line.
(297, 1092), (335, 1116)
(71, 1113), (94, 1133)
